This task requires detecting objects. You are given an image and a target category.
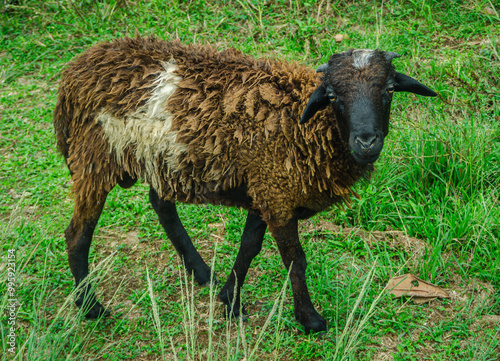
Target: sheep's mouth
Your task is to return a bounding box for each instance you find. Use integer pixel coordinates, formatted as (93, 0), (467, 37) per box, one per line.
(351, 151), (380, 164)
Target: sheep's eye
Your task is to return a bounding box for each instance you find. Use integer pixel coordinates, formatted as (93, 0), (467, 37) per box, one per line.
(328, 92), (337, 102)
(387, 84), (395, 93)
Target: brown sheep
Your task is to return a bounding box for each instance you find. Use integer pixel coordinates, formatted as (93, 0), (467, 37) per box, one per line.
(53, 36), (436, 334)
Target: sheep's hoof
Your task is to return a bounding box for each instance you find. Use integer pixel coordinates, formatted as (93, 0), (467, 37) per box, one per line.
(189, 263), (219, 288)
(237, 309), (249, 322)
(199, 273), (220, 288)
(300, 313), (327, 335)
(223, 305), (248, 322)
(295, 308), (327, 334)
(82, 302), (111, 319)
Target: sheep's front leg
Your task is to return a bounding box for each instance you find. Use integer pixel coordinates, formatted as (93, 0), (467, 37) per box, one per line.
(219, 211), (267, 318)
(65, 191), (110, 318)
(270, 217), (327, 334)
(149, 187), (215, 286)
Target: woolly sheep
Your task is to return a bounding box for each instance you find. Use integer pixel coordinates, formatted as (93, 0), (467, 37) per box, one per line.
(53, 36), (436, 334)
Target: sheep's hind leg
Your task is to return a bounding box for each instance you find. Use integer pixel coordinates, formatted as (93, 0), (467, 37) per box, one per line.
(270, 216), (327, 334)
(65, 191), (110, 319)
(148, 187), (215, 286)
(218, 211), (267, 319)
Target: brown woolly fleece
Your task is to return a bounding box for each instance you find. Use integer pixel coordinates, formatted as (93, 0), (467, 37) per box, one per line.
(54, 36), (368, 229)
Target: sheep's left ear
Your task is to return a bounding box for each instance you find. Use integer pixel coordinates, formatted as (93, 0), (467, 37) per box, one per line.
(394, 72), (437, 97)
(300, 85), (330, 124)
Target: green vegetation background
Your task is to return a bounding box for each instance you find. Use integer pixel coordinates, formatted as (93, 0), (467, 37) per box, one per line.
(0, 0), (499, 360)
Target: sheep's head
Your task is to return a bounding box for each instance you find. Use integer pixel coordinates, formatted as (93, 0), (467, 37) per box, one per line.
(300, 49), (437, 164)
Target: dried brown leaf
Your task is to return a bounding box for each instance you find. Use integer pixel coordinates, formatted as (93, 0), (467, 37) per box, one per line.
(387, 273), (450, 300)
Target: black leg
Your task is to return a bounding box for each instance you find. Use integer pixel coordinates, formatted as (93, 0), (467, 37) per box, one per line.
(270, 217), (327, 334)
(148, 187), (214, 286)
(117, 171), (137, 189)
(65, 191), (110, 318)
(218, 211), (267, 318)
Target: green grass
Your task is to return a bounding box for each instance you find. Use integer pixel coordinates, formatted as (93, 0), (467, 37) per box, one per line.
(1, 0), (500, 359)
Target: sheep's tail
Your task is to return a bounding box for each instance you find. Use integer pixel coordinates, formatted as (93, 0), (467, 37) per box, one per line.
(53, 90), (72, 160)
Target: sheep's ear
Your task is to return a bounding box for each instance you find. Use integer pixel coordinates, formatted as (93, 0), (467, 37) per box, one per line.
(385, 52), (401, 62)
(300, 85), (330, 124)
(316, 63), (328, 73)
(394, 72), (437, 97)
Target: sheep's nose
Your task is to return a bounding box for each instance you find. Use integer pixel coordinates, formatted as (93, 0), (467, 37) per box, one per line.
(354, 134), (378, 150)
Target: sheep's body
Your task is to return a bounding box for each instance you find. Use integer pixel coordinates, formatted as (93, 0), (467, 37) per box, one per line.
(55, 37), (365, 227)
(54, 36), (436, 334)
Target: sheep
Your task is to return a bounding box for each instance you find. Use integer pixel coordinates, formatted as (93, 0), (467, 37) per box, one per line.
(53, 36), (437, 334)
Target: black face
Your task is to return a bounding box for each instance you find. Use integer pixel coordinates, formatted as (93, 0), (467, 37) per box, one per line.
(300, 49), (437, 165)
(324, 80), (395, 164)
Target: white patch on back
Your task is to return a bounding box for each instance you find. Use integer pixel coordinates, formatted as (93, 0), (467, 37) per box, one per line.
(352, 49), (374, 69)
(97, 59), (185, 193)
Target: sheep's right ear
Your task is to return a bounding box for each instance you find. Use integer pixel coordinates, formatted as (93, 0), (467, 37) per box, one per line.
(300, 85), (330, 124)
